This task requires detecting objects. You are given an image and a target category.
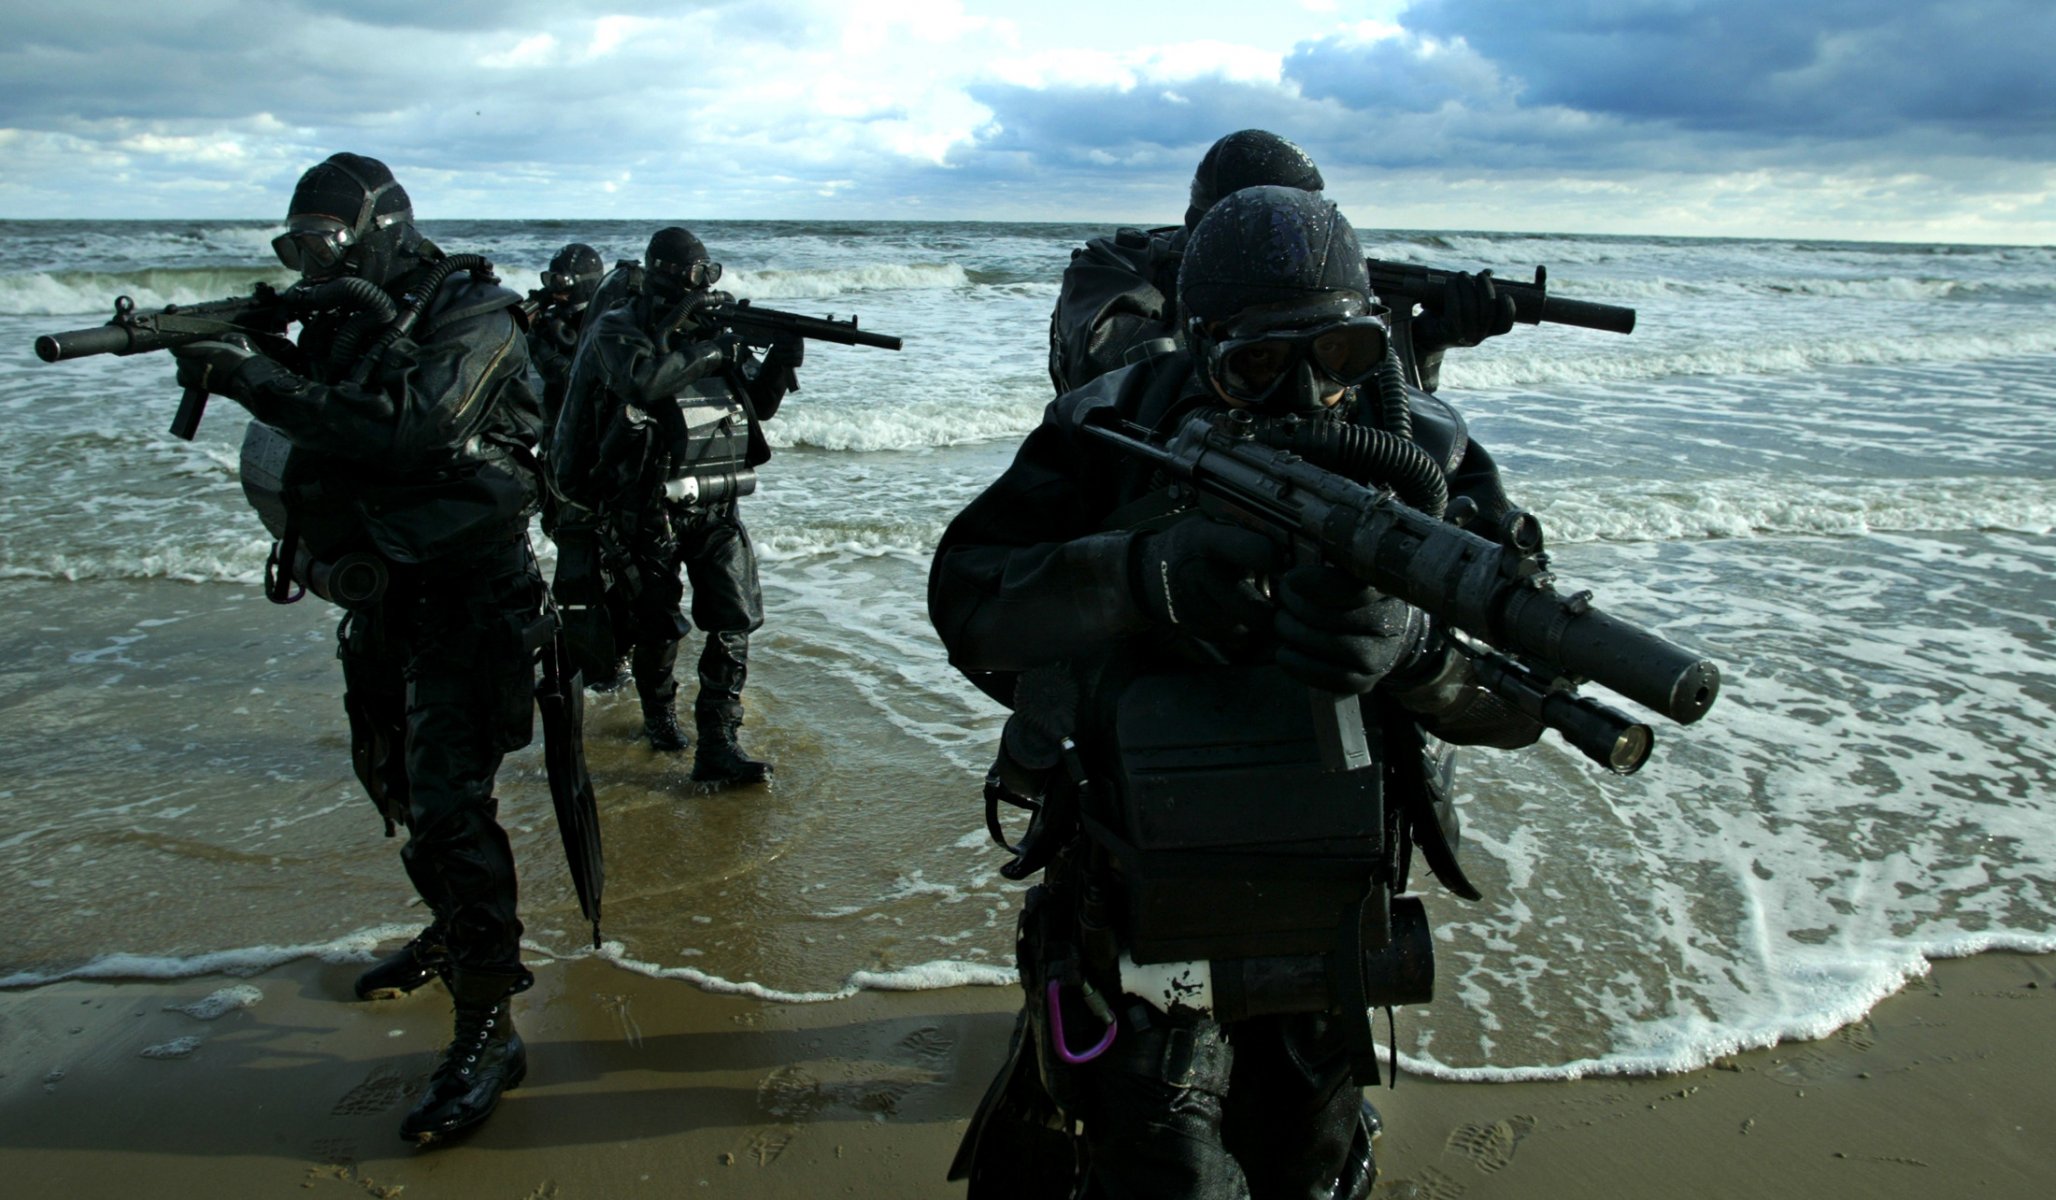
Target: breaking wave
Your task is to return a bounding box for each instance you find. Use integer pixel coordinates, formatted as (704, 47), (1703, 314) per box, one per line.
(0, 267), (296, 316)
(1443, 325), (2056, 390)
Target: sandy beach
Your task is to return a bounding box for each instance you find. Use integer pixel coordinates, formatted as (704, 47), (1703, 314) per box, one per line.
(2, 949), (2048, 1198)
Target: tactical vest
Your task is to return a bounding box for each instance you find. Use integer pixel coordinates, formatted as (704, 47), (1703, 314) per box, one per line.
(238, 272), (535, 597)
(660, 374), (759, 507)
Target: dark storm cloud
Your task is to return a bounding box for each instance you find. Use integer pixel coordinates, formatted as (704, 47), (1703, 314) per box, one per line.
(0, 0), (2048, 235)
(951, 0), (2056, 197)
(1388, 0), (2056, 144)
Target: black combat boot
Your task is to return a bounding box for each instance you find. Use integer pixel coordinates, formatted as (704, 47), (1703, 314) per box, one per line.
(1333, 1099), (1382, 1200)
(398, 971), (528, 1144)
(588, 654), (633, 693)
(354, 924), (450, 1000)
(690, 716), (772, 789)
(642, 704), (690, 752)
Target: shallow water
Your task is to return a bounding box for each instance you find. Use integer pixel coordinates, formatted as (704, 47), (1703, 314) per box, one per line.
(1, 219), (2052, 1080)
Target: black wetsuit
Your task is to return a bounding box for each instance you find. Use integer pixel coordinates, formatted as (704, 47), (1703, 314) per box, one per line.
(550, 292), (794, 737)
(930, 352), (1539, 1199)
(235, 259), (546, 991)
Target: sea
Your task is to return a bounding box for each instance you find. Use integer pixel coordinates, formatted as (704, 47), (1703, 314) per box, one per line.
(0, 217), (2051, 1083)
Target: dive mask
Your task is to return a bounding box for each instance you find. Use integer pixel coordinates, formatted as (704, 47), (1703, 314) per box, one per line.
(272, 173), (411, 277)
(647, 256), (724, 291)
(1199, 312), (1391, 408)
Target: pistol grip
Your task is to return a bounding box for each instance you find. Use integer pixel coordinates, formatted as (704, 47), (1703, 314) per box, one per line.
(170, 386), (209, 441)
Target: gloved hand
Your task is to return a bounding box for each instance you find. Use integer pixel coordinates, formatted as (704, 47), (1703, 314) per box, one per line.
(764, 331), (805, 373)
(1273, 564), (1426, 694)
(1418, 269), (1518, 351)
(640, 340), (729, 402)
(172, 335), (275, 401)
(1132, 516), (1276, 641)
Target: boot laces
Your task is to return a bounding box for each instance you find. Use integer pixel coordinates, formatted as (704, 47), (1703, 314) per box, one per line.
(442, 1007), (501, 1079)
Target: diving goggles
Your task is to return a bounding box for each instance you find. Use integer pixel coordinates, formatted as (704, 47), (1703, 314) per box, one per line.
(271, 217), (358, 275)
(648, 257), (724, 289)
(271, 175), (411, 275)
(1203, 314), (1391, 406)
(541, 268), (595, 292)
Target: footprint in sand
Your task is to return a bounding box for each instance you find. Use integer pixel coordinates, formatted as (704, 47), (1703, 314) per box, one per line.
(1446, 1114), (1536, 1173)
(1837, 1019), (1878, 1051)
(1383, 1164), (1468, 1198)
(1767, 1047), (1834, 1084)
(757, 1064), (831, 1121)
(594, 993), (644, 1049)
(896, 1025), (955, 1074)
(330, 1066), (413, 1117)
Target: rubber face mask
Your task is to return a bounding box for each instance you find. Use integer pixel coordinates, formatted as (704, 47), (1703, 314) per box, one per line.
(272, 217), (358, 276)
(275, 162), (411, 281)
(1195, 294), (1388, 413)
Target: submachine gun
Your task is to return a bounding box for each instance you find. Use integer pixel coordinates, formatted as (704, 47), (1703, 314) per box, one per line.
(1365, 257), (1637, 388)
(1086, 409), (1721, 775)
(32, 268), (472, 441)
(36, 268), (610, 945)
(35, 281), (307, 440)
(654, 291), (905, 355)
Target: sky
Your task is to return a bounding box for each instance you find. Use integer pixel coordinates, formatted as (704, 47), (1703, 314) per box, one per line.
(1, 0), (2051, 243)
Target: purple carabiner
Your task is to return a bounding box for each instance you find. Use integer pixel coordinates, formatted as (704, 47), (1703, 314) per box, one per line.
(1048, 979), (1117, 1064)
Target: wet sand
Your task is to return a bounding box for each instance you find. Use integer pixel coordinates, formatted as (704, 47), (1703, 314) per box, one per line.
(1, 950), (2049, 1198)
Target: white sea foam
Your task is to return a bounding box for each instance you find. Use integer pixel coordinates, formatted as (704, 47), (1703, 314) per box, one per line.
(1441, 326), (2056, 390)
(0, 541), (272, 585)
(765, 393), (1048, 452)
(1397, 933), (2056, 1082)
(0, 268), (296, 316)
(726, 262), (971, 300)
(0, 927), (419, 989)
(169, 984), (264, 1020)
(0, 928), (1015, 1003)
(1535, 475), (2056, 543)
(595, 944), (1014, 1001)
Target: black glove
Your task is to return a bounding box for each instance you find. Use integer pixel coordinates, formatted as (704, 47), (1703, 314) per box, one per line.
(1273, 564), (1426, 694)
(172, 335), (280, 402)
(1418, 269), (1518, 351)
(764, 331), (804, 373)
(1132, 516), (1276, 641)
(640, 341), (728, 403)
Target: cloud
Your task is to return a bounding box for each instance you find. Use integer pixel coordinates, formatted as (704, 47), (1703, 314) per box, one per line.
(1396, 0), (2056, 147)
(0, 0), (2048, 241)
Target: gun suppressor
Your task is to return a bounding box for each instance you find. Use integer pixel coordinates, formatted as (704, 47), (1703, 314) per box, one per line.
(35, 326), (142, 362)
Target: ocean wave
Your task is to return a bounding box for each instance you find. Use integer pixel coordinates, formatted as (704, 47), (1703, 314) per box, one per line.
(765, 393), (1048, 451)
(0, 929), (1018, 1002)
(727, 262), (971, 300)
(1547, 274), (2055, 303)
(0, 267), (296, 316)
(16, 930), (2046, 1085)
(598, 945), (1015, 1002)
(0, 541), (270, 585)
(1534, 475), (2056, 543)
(0, 926), (421, 989)
(1397, 932), (2056, 1083)
(1442, 324), (2056, 390)
(753, 522), (946, 564)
